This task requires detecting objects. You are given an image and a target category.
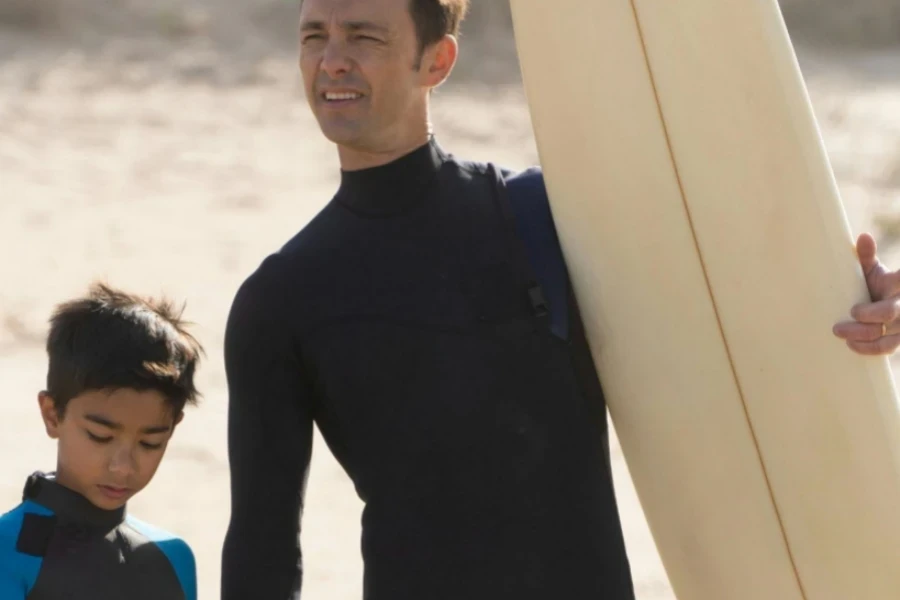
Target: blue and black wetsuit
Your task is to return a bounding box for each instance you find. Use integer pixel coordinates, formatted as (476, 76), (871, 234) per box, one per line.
(0, 472), (197, 600)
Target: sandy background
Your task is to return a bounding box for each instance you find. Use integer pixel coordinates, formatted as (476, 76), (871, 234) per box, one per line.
(1, 2), (899, 598)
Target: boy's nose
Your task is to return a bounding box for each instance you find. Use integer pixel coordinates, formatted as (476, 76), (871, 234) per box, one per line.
(108, 446), (137, 476)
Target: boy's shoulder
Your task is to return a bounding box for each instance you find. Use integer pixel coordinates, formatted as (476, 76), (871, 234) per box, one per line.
(124, 515), (197, 599)
(0, 498), (55, 548)
(0, 500), (55, 594)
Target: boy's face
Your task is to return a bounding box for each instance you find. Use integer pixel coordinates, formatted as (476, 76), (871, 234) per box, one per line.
(38, 388), (183, 511)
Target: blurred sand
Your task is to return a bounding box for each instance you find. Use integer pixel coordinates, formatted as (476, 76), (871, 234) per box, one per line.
(1, 2), (899, 599)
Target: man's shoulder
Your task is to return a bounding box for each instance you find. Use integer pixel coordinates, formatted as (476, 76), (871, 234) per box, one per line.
(449, 158), (549, 206)
(446, 154), (545, 187)
(124, 516), (197, 597)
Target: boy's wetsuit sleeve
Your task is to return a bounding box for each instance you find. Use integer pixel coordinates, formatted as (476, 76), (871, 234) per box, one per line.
(0, 505), (41, 600)
(221, 257), (315, 600)
(126, 517), (198, 600)
(0, 572), (25, 600)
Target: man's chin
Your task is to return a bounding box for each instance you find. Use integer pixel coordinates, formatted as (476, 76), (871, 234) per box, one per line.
(315, 116), (364, 142)
(321, 129), (364, 148)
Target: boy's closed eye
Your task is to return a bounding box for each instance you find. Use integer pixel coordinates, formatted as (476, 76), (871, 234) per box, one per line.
(85, 430), (164, 450)
(82, 413), (171, 448)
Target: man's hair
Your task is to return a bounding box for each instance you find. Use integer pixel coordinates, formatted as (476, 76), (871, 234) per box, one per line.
(409, 0), (470, 62)
(44, 282), (204, 417)
(298, 0), (470, 64)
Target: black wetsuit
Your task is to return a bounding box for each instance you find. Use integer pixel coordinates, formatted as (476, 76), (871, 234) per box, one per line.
(221, 138), (635, 599)
(0, 472), (196, 600)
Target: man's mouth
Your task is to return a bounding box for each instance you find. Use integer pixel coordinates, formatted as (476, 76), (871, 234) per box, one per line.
(321, 91), (364, 104)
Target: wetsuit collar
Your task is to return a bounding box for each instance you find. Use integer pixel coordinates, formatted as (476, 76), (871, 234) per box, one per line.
(23, 471), (126, 532)
(335, 136), (447, 217)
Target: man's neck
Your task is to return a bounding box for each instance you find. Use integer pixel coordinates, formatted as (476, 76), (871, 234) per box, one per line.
(337, 138), (430, 171)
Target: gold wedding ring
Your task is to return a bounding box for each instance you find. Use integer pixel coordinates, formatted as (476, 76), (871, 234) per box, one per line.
(882, 323), (888, 337)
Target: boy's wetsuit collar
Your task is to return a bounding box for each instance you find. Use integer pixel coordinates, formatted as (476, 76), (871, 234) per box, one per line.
(23, 471), (126, 531)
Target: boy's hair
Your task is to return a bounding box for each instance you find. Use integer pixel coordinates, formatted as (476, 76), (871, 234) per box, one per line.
(45, 282), (203, 417)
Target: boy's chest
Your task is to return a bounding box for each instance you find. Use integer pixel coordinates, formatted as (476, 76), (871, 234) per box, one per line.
(25, 522), (184, 600)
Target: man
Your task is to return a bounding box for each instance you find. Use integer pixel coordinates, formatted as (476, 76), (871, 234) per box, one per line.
(219, 0), (900, 598)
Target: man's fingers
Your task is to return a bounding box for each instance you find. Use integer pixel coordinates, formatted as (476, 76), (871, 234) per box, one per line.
(856, 232), (879, 276)
(849, 297), (900, 324)
(846, 334), (900, 356)
(833, 320), (890, 342)
(879, 271), (900, 299)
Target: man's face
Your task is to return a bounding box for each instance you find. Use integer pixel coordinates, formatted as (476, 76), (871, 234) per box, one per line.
(298, 0), (427, 152)
(39, 388), (182, 510)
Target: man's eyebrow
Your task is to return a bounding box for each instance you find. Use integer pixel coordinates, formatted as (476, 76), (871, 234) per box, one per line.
(344, 20), (389, 34)
(83, 414), (172, 435)
(300, 20), (326, 32)
(299, 19), (390, 34)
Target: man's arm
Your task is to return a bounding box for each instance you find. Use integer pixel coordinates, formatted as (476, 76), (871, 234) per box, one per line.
(221, 258), (315, 600)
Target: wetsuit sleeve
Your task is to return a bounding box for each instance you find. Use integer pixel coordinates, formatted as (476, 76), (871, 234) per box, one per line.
(160, 538), (197, 600)
(221, 260), (315, 600)
(126, 518), (198, 600)
(0, 571), (25, 600)
(0, 507), (43, 600)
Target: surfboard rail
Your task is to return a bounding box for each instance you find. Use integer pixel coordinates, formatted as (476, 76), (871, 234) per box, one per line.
(509, 1), (900, 598)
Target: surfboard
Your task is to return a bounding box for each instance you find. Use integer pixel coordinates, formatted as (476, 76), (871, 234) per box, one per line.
(507, 1), (900, 598)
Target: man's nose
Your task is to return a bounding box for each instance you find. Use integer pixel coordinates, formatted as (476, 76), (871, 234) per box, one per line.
(320, 39), (353, 79)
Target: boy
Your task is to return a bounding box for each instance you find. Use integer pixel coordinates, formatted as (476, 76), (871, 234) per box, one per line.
(0, 282), (203, 600)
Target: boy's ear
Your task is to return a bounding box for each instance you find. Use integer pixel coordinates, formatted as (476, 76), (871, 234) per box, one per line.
(173, 410), (184, 428)
(37, 392), (61, 439)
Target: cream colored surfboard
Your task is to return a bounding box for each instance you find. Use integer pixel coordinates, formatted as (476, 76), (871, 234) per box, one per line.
(508, 1), (900, 598)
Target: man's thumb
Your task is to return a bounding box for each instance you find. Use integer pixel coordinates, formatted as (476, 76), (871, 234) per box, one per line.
(856, 232), (879, 276)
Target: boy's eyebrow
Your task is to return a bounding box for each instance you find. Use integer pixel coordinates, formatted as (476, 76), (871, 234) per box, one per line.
(84, 414), (172, 434)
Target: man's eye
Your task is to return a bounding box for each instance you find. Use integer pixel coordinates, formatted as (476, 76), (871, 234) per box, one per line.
(302, 34), (325, 43)
(141, 441), (163, 450)
(86, 431), (112, 444)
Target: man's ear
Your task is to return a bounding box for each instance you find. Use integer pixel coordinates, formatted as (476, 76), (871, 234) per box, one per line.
(420, 34), (459, 89)
(173, 410), (185, 429)
(38, 392), (62, 439)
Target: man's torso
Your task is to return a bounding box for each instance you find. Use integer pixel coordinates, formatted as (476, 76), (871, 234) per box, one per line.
(265, 145), (635, 598)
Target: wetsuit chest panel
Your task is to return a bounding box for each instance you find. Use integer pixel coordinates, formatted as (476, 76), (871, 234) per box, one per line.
(25, 520), (186, 600)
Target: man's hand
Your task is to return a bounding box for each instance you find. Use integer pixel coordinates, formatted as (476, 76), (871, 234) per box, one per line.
(833, 233), (900, 356)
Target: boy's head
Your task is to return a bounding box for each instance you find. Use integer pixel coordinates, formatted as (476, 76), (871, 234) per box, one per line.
(37, 282), (203, 510)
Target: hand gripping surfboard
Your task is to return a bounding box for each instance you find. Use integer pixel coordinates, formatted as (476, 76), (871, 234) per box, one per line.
(508, 1), (900, 598)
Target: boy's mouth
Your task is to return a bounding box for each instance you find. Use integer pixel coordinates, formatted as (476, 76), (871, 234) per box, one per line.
(97, 484), (130, 500)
